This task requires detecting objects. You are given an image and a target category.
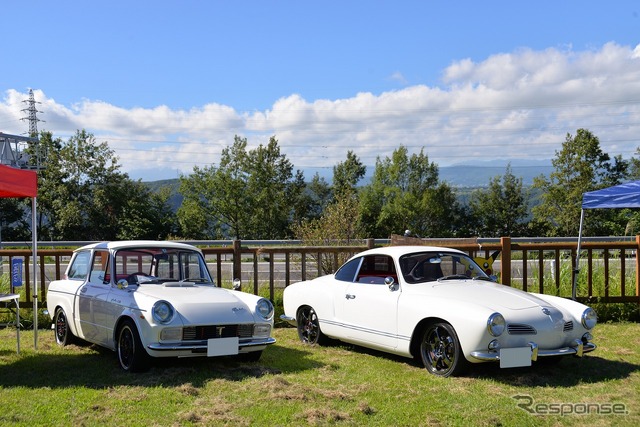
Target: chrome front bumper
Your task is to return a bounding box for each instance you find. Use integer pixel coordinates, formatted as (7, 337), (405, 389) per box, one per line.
(470, 339), (597, 362)
(147, 337), (276, 352)
(280, 314), (296, 326)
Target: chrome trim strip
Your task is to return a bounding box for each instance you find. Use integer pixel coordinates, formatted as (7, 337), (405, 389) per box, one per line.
(320, 318), (412, 342)
(470, 342), (596, 362)
(148, 337), (276, 352)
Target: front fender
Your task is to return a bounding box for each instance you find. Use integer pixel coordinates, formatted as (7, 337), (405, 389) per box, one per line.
(398, 295), (497, 359)
(282, 277), (339, 333)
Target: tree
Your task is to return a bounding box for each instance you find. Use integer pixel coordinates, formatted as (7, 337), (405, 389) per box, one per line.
(532, 129), (627, 237)
(293, 191), (364, 274)
(0, 199), (31, 241)
(245, 136), (296, 238)
(332, 151), (366, 198)
(304, 172), (332, 221)
(178, 135), (299, 239)
(469, 164), (529, 237)
(178, 137), (248, 239)
(36, 130), (175, 240)
(116, 183), (177, 240)
(359, 146), (462, 237)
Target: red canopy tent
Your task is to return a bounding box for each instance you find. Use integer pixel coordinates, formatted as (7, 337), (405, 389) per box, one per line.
(0, 164), (39, 347)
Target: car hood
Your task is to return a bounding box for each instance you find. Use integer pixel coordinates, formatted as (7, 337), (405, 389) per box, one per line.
(135, 284), (257, 324)
(425, 279), (552, 311)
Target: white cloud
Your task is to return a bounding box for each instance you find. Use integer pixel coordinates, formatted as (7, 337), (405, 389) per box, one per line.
(2, 43), (640, 180)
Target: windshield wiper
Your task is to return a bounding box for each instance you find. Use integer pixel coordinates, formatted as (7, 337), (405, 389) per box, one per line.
(471, 276), (494, 282)
(181, 277), (212, 283)
(438, 274), (470, 281)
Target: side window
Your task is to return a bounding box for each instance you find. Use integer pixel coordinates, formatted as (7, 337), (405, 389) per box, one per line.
(89, 251), (110, 284)
(67, 251), (91, 280)
(334, 257), (362, 282)
(356, 255), (397, 284)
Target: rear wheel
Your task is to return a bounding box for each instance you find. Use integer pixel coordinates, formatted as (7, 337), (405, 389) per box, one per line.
(117, 319), (149, 372)
(419, 322), (468, 377)
(54, 308), (75, 346)
(296, 306), (327, 345)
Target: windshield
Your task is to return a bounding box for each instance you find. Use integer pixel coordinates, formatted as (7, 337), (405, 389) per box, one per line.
(399, 251), (490, 284)
(114, 247), (214, 285)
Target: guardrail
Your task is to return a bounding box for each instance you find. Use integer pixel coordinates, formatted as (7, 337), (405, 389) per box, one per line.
(1, 236), (639, 309)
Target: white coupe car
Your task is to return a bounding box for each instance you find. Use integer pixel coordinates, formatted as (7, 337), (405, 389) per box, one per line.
(281, 246), (596, 377)
(47, 241), (275, 372)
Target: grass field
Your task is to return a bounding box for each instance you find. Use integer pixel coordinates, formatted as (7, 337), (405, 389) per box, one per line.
(1, 323), (639, 426)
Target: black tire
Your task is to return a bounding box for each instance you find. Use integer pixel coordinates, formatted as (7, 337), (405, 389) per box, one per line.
(117, 319), (149, 372)
(419, 322), (469, 377)
(296, 306), (327, 345)
(54, 308), (76, 346)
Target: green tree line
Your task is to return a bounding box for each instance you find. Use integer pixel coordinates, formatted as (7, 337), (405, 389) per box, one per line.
(2, 128), (640, 243)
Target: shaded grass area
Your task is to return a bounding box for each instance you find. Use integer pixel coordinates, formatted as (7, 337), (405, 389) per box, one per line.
(1, 323), (639, 426)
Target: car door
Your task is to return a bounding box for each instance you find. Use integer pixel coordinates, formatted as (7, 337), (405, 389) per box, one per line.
(335, 254), (400, 349)
(76, 250), (112, 345)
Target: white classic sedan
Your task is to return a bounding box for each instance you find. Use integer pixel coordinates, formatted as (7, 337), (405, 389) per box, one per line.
(281, 246), (596, 377)
(47, 241), (275, 372)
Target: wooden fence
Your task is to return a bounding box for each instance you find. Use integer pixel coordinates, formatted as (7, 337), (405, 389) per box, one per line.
(1, 236), (639, 309)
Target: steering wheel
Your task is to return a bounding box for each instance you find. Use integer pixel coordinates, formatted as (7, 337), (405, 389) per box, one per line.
(408, 261), (425, 281)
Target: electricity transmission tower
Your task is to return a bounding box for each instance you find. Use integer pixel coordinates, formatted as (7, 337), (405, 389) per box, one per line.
(21, 88), (44, 137)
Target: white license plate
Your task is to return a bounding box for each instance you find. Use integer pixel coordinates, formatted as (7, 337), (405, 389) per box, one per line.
(207, 337), (239, 357)
(500, 347), (532, 368)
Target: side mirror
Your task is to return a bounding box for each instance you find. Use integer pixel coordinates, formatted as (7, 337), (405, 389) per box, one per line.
(232, 278), (241, 290)
(384, 276), (397, 291)
(117, 278), (129, 289)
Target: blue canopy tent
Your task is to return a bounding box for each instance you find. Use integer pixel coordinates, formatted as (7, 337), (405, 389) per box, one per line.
(573, 180), (640, 299)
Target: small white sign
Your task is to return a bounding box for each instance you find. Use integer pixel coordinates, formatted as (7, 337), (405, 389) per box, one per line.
(500, 347), (532, 368)
(207, 337), (239, 357)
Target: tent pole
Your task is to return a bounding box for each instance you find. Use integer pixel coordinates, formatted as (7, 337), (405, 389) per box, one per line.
(32, 197), (38, 349)
(572, 209), (585, 301)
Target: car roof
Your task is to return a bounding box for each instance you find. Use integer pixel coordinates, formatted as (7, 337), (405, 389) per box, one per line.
(354, 245), (467, 259)
(75, 240), (201, 253)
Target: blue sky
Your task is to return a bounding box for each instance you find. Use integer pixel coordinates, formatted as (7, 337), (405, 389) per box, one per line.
(2, 1), (640, 181)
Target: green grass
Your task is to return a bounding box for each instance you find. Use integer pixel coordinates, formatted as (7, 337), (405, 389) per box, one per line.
(1, 323), (639, 426)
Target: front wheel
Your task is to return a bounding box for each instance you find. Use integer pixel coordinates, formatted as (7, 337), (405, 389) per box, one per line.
(296, 306), (327, 345)
(117, 319), (149, 372)
(419, 322), (468, 377)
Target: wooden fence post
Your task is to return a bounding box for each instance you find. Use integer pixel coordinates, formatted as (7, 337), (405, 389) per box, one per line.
(500, 237), (511, 286)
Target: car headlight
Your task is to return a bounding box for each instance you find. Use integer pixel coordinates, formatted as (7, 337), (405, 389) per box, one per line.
(487, 312), (506, 337)
(256, 298), (274, 320)
(152, 300), (175, 324)
(581, 308), (597, 330)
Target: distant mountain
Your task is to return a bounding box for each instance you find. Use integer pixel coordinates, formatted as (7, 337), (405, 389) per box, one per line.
(144, 179), (183, 211)
(439, 159), (553, 187)
(143, 159), (553, 211)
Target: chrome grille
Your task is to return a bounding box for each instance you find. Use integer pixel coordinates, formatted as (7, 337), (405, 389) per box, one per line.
(182, 324), (254, 341)
(563, 321), (574, 332)
(507, 323), (537, 335)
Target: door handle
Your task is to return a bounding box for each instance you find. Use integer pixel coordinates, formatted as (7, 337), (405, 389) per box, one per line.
(345, 294), (356, 300)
